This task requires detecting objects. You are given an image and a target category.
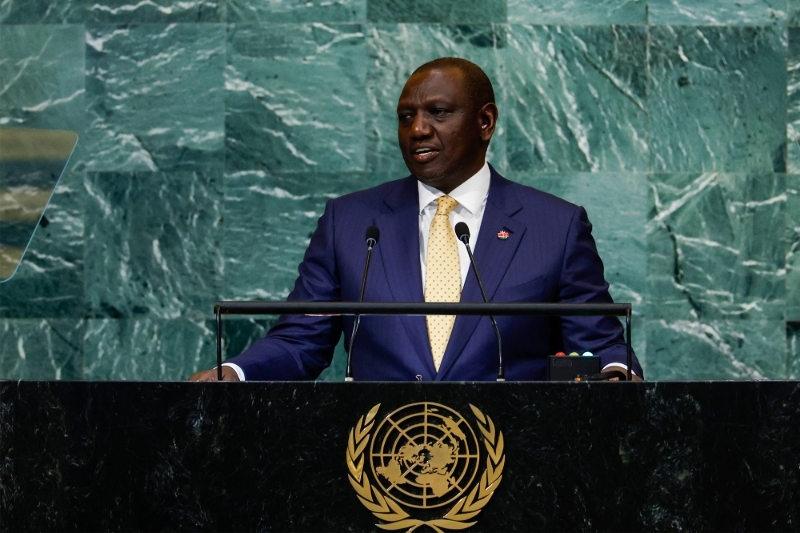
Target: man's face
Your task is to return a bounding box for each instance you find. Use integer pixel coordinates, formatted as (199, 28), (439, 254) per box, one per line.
(396, 67), (492, 193)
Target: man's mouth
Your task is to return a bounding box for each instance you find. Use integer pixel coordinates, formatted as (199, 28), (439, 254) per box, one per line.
(411, 147), (439, 163)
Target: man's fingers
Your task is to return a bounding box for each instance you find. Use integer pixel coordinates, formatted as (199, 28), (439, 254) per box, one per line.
(220, 367), (240, 381)
(220, 368), (239, 381)
(188, 367), (240, 381)
(188, 369), (220, 381)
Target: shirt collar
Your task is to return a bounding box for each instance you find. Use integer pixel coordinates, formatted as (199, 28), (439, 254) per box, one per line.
(417, 161), (491, 216)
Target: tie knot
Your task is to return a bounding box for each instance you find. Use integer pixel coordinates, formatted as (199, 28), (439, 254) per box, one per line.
(435, 195), (458, 216)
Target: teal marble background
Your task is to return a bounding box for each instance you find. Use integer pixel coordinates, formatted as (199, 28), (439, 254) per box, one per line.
(0, 0), (798, 381)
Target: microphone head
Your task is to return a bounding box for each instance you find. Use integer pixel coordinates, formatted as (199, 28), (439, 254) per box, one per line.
(454, 222), (470, 244)
(365, 225), (380, 247)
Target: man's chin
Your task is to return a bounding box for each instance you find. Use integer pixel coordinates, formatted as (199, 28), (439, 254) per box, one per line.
(404, 161), (442, 183)
(413, 172), (448, 189)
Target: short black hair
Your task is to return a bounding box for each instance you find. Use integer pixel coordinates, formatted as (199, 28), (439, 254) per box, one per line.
(412, 57), (495, 110)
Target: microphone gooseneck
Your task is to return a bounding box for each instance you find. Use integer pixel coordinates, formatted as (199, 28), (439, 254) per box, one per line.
(454, 222), (505, 381)
(345, 225), (380, 382)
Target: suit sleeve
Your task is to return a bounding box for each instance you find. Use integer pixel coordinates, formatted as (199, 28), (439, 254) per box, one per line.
(558, 206), (644, 377)
(224, 199), (344, 380)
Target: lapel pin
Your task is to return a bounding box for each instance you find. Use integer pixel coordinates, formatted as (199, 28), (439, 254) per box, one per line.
(497, 230), (510, 240)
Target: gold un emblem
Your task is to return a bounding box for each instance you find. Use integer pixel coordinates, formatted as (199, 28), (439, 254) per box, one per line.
(346, 402), (505, 532)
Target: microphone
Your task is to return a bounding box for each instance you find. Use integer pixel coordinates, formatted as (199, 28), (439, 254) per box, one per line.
(345, 226), (380, 381)
(454, 222), (505, 381)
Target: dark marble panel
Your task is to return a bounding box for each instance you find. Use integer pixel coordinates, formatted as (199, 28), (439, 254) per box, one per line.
(84, 0), (225, 23)
(0, 0), (82, 23)
(220, 317), (273, 361)
(508, 0), (645, 24)
(504, 25), (648, 173)
(788, 321), (800, 378)
(645, 318), (787, 379)
(648, 25), (787, 173)
(0, 24), (87, 319)
(647, 172), (786, 321)
(0, 25), (85, 131)
(366, 24), (507, 179)
(792, 0), (800, 26)
(228, 0), (365, 22)
(0, 221), (38, 249)
(225, 23), (366, 174)
(0, 155), (75, 279)
(0, 319), (83, 379)
(2, 381), (800, 531)
(84, 171), (223, 319)
(2, 0), (226, 23)
(649, 0), (786, 25)
(788, 27), (800, 173)
(0, 159), (72, 190)
(82, 23), (225, 172)
(366, 0), (505, 23)
(83, 318), (215, 380)
(222, 170), (370, 301)
(0, 177), (86, 318)
(789, 175), (800, 320)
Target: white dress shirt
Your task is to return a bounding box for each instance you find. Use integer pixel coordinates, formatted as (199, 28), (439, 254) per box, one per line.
(417, 161), (491, 288)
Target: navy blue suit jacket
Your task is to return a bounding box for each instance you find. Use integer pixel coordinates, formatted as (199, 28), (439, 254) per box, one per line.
(229, 167), (643, 381)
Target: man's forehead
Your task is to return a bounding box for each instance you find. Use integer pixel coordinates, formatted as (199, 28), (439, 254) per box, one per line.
(398, 67), (468, 104)
(411, 65), (464, 82)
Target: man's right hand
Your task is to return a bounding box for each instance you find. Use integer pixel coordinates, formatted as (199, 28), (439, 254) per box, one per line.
(188, 367), (240, 381)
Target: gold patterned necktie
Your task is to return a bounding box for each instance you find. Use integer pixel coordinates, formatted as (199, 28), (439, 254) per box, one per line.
(424, 195), (461, 372)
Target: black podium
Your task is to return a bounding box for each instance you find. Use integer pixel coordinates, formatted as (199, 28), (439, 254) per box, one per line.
(2, 380), (800, 532)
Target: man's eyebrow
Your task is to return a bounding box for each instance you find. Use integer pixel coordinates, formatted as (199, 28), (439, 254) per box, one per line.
(423, 96), (455, 106)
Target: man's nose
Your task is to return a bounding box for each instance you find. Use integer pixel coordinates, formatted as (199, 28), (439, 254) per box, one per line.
(410, 113), (431, 137)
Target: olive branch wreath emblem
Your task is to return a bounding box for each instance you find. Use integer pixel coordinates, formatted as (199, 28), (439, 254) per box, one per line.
(346, 403), (505, 532)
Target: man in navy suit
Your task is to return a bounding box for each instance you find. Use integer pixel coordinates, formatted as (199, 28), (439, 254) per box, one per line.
(190, 57), (643, 382)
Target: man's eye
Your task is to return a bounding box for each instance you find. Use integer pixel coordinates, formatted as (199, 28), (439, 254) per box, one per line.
(432, 108), (448, 116)
(398, 113), (413, 121)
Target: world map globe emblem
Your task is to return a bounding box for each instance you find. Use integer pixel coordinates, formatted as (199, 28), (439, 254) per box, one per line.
(369, 402), (481, 509)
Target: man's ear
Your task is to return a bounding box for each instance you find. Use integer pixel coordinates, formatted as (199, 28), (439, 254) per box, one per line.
(478, 102), (498, 142)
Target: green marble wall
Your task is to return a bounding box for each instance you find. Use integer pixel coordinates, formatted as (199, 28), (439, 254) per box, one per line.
(1, 0), (797, 381)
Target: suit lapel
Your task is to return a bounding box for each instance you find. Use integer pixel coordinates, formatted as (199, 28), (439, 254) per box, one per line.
(435, 170), (527, 380)
(376, 177), (437, 376)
